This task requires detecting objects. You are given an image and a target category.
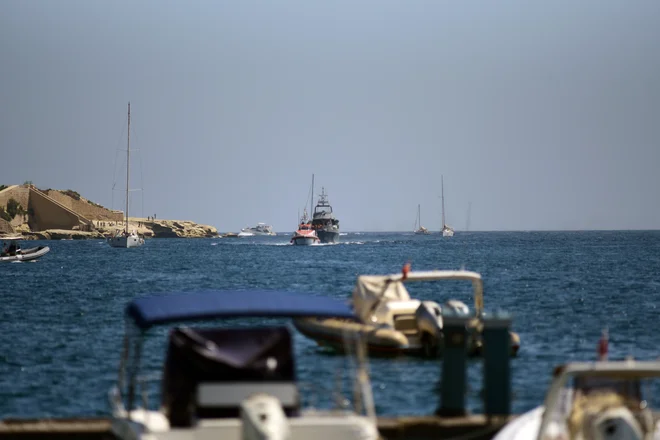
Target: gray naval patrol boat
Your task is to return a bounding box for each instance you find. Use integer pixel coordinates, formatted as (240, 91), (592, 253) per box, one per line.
(311, 187), (340, 243)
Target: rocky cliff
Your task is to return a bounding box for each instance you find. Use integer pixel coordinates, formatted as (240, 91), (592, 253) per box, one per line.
(1, 184), (218, 240)
(18, 218), (219, 240)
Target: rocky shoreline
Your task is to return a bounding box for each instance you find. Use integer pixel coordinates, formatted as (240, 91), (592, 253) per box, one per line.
(16, 218), (219, 240)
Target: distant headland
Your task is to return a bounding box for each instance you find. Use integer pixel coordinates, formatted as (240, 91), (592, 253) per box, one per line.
(0, 184), (218, 239)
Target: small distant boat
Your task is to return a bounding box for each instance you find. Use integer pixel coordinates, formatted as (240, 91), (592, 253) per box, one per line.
(440, 176), (454, 237)
(1, 236), (50, 262)
(108, 102), (145, 249)
(413, 204), (431, 235)
(291, 208), (319, 246)
(222, 232), (239, 238)
(240, 223), (276, 236)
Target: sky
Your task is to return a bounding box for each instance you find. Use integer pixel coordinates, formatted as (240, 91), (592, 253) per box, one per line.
(1, 1), (659, 232)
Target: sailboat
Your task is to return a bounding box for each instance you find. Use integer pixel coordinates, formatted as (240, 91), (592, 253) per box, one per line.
(440, 176), (454, 237)
(413, 204), (430, 235)
(108, 102), (145, 248)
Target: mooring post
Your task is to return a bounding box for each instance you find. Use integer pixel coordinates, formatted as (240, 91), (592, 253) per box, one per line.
(482, 310), (512, 416)
(436, 309), (470, 417)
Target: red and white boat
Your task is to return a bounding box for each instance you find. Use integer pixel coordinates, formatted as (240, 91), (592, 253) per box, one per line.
(291, 209), (320, 246)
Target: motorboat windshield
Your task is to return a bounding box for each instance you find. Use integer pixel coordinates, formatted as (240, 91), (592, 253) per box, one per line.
(111, 289), (375, 434)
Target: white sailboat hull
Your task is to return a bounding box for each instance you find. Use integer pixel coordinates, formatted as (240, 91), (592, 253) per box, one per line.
(108, 235), (145, 248)
(442, 229), (454, 237)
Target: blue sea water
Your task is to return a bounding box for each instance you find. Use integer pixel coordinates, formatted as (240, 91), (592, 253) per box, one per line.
(1, 231), (659, 419)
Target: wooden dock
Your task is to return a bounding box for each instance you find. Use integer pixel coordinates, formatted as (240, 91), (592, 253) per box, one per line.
(0, 415), (513, 439)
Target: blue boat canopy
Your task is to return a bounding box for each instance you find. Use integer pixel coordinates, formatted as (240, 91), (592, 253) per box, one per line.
(126, 289), (356, 330)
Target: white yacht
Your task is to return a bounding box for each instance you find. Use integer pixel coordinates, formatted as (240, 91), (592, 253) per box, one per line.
(240, 223), (276, 236)
(110, 289), (378, 440)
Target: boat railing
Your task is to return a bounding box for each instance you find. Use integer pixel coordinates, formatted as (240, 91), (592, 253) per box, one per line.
(134, 372), (163, 411)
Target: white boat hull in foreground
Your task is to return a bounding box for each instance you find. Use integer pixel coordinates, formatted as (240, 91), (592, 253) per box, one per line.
(493, 357), (660, 440)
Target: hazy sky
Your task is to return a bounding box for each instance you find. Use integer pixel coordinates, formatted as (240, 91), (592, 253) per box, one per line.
(2, 1), (659, 231)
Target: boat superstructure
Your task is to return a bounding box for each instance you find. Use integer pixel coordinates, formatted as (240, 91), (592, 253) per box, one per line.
(311, 179), (339, 243)
(108, 102), (145, 248)
(414, 204), (430, 235)
(109, 289), (378, 440)
(1, 235), (50, 262)
(294, 265), (520, 358)
(240, 223), (276, 236)
(440, 175), (454, 237)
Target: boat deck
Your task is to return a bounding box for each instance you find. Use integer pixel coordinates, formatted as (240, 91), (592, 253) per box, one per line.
(0, 415), (514, 440)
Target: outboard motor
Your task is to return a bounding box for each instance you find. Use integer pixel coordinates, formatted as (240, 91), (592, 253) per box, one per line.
(583, 406), (644, 440)
(444, 299), (470, 316)
(241, 394), (290, 440)
(415, 301), (443, 358)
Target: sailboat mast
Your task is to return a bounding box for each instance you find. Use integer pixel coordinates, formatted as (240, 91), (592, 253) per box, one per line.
(418, 204), (421, 228)
(125, 102), (131, 234)
(441, 175), (445, 228)
(310, 174), (314, 220)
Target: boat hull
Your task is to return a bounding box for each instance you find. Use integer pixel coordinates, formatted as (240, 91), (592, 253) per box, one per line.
(442, 229), (454, 237)
(317, 229), (339, 243)
(291, 236), (319, 246)
(294, 317), (520, 358)
(0, 246), (50, 262)
(108, 235), (145, 248)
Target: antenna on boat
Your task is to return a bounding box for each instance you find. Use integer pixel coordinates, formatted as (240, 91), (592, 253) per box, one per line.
(598, 328), (609, 361)
(311, 174), (314, 218)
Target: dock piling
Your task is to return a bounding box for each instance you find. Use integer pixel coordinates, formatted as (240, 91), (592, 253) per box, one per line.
(436, 310), (470, 417)
(482, 310), (512, 416)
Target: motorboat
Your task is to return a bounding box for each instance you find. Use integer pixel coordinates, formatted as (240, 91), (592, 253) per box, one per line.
(240, 223), (276, 236)
(493, 332), (660, 440)
(294, 265), (520, 358)
(109, 289), (379, 440)
(108, 103), (145, 249)
(291, 209), (319, 246)
(440, 175), (454, 237)
(413, 204), (431, 235)
(0, 236), (50, 262)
